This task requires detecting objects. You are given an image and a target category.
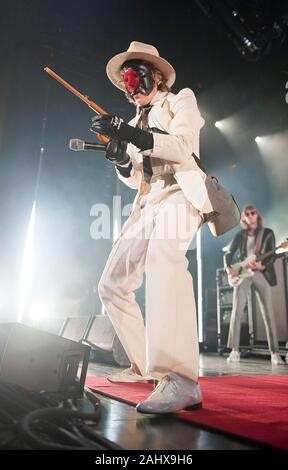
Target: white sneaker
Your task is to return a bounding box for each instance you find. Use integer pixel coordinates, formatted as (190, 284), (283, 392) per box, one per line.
(227, 350), (240, 363)
(136, 373), (203, 414)
(107, 367), (154, 383)
(271, 353), (285, 366)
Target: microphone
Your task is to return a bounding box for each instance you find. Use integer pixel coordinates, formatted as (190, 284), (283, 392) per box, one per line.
(69, 139), (107, 151)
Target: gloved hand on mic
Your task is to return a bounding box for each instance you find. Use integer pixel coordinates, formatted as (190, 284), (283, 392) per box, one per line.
(91, 114), (153, 151)
(105, 140), (130, 166)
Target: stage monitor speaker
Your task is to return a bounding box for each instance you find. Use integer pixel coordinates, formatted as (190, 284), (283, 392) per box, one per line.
(85, 315), (130, 367)
(253, 256), (288, 343)
(0, 323), (90, 396)
(60, 315), (92, 343)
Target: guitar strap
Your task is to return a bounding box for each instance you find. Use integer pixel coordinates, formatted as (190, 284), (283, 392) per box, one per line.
(254, 228), (264, 255)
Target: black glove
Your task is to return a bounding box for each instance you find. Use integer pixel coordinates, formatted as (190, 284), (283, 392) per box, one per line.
(105, 140), (133, 178)
(91, 114), (153, 151)
(105, 140), (130, 166)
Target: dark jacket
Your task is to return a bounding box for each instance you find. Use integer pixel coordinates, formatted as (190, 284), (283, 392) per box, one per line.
(224, 227), (277, 286)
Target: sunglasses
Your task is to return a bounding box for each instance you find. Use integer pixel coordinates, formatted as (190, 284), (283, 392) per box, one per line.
(245, 210), (257, 216)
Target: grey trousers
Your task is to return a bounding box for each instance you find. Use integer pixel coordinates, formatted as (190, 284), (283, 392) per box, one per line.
(227, 271), (279, 352)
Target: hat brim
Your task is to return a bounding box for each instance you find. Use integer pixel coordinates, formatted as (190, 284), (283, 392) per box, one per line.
(106, 51), (176, 91)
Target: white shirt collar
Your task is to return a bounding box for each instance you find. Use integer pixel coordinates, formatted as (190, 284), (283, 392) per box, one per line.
(136, 90), (169, 115)
(150, 90), (169, 106)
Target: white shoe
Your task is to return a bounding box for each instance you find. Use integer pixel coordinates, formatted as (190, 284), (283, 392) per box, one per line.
(107, 367), (154, 383)
(136, 373), (203, 414)
(271, 353), (285, 366)
(227, 350), (240, 363)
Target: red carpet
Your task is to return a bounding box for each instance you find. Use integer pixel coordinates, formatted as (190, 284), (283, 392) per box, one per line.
(85, 375), (288, 449)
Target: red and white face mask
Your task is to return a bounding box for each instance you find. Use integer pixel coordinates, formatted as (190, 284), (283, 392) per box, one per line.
(122, 60), (155, 97)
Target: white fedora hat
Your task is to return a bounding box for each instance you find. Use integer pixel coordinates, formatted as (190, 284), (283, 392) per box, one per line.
(106, 41), (176, 91)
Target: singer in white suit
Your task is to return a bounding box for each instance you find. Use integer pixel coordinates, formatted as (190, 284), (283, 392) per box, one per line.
(91, 42), (210, 414)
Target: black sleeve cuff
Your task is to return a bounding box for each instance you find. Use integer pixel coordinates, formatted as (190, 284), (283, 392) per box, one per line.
(116, 161), (133, 178)
(132, 127), (154, 151)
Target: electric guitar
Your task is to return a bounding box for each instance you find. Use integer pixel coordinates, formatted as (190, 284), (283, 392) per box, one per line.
(227, 241), (288, 287)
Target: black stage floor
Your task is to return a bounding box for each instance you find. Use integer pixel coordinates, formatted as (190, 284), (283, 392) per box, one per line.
(86, 352), (288, 450)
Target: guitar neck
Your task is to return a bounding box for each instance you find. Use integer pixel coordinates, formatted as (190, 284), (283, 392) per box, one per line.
(258, 245), (281, 262)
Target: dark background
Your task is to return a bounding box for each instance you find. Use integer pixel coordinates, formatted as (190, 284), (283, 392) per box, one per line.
(0, 0), (287, 342)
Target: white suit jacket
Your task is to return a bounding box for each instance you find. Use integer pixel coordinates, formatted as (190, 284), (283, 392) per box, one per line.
(116, 88), (213, 213)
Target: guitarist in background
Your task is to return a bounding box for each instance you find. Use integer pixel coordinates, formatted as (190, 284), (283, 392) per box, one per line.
(224, 205), (284, 365)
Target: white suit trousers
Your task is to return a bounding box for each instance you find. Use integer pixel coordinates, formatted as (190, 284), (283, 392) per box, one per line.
(98, 190), (201, 382)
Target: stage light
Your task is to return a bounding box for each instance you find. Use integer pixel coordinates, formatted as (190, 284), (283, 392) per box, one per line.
(256, 131), (288, 243)
(194, 0), (288, 62)
(214, 115), (240, 135)
(18, 201), (36, 322)
(29, 301), (51, 325)
(255, 136), (261, 143)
